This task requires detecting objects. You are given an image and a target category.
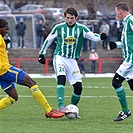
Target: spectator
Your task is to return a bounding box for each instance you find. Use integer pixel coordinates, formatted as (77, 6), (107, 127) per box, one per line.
(36, 20), (44, 48)
(82, 38), (88, 52)
(100, 21), (110, 50)
(3, 33), (11, 50)
(117, 22), (123, 41)
(43, 19), (51, 42)
(86, 21), (94, 51)
(110, 22), (118, 42)
(78, 55), (86, 77)
(82, 22), (88, 52)
(92, 22), (100, 50)
(15, 17), (26, 48)
(99, 15), (110, 27)
(89, 49), (99, 73)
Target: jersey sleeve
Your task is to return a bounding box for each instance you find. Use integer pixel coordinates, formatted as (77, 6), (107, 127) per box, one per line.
(39, 26), (57, 55)
(83, 26), (101, 42)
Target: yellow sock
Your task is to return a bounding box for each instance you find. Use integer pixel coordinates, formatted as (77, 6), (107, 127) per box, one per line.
(0, 97), (16, 109)
(30, 85), (52, 113)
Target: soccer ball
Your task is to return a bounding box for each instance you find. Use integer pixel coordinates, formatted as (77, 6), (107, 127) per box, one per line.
(65, 104), (79, 119)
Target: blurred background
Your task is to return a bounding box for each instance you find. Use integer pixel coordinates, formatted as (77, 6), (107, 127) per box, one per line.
(0, 0), (133, 74)
(0, 0), (133, 49)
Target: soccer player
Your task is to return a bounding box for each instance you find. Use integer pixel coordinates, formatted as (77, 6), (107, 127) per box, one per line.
(0, 18), (64, 119)
(108, 2), (132, 122)
(38, 7), (107, 115)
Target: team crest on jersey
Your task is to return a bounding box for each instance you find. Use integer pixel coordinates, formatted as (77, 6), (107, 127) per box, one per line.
(64, 36), (76, 45)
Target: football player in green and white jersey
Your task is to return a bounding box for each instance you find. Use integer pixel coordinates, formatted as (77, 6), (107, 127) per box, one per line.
(38, 7), (107, 117)
(109, 2), (132, 122)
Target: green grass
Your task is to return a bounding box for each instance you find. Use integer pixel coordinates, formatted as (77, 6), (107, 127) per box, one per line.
(0, 78), (133, 133)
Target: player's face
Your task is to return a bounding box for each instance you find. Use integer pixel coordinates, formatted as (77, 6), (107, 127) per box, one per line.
(115, 7), (123, 21)
(0, 25), (9, 37)
(65, 13), (77, 26)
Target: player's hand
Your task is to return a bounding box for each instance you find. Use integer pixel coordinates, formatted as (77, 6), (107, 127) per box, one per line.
(38, 54), (45, 64)
(4, 39), (11, 45)
(100, 33), (107, 40)
(109, 41), (117, 50)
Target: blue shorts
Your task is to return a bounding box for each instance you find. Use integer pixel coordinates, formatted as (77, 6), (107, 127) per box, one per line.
(0, 66), (26, 92)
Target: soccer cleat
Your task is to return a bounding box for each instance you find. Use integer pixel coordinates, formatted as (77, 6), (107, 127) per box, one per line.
(76, 115), (81, 119)
(58, 106), (71, 114)
(114, 111), (131, 122)
(45, 109), (64, 118)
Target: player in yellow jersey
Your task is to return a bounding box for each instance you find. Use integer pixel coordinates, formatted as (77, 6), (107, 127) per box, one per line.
(0, 18), (64, 118)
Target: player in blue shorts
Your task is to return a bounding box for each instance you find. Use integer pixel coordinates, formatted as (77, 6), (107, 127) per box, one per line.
(0, 18), (64, 118)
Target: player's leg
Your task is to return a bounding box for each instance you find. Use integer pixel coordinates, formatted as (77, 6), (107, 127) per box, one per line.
(67, 59), (82, 106)
(22, 74), (52, 112)
(1, 66), (64, 118)
(56, 75), (66, 108)
(127, 79), (133, 91)
(112, 73), (128, 111)
(22, 74), (64, 118)
(71, 82), (82, 105)
(68, 61), (82, 119)
(112, 73), (131, 122)
(56, 75), (71, 113)
(0, 81), (17, 109)
(53, 55), (70, 113)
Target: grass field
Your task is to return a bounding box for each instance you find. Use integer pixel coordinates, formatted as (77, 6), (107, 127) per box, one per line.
(0, 77), (133, 133)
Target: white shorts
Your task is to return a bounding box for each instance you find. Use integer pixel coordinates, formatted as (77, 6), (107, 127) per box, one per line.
(116, 61), (133, 81)
(53, 55), (82, 85)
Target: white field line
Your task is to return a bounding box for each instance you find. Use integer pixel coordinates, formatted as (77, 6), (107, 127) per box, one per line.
(0, 85), (132, 98)
(15, 85), (129, 89)
(28, 73), (115, 78)
(0, 95), (133, 98)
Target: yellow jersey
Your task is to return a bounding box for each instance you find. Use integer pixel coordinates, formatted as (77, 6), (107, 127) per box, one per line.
(0, 34), (11, 75)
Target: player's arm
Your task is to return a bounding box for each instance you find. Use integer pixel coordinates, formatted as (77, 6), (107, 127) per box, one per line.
(83, 26), (107, 42)
(109, 41), (123, 50)
(38, 28), (57, 64)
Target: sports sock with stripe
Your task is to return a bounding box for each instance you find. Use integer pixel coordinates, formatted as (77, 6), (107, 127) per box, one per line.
(0, 97), (16, 109)
(30, 85), (52, 113)
(116, 86), (129, 114)
(71, 93), (80, 105)
(56, 85), (65, 108)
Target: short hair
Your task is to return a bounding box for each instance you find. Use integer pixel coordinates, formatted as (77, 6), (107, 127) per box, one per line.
(64, 7), (78, 17)
(116, 2), (129, 11)
(0, 18), (8, 28)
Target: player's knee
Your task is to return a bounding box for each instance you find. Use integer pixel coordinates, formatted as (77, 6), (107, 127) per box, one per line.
(57, 75), (66, 86)
(128, 79), (133, 91)
(73, 82), (82, 95)
(23, 74), (37, 88)
(112, 79), (122, 89)
(6, 88), (18, 101)
(112, 74), (124, 89)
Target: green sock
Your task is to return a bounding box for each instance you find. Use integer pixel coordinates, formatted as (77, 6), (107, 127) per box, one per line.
(116, 86), (129, 113)
(56, 85), (65, 108)
(71, 93), (80, 105)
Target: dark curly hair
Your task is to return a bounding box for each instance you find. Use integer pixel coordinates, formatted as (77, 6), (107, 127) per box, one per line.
(64, 7), (78, 17)
(0, 18), (8, 28)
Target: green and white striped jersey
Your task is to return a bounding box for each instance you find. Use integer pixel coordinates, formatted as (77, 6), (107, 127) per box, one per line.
(117, 14), (133, 64)
(39, 22), (101, 59)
